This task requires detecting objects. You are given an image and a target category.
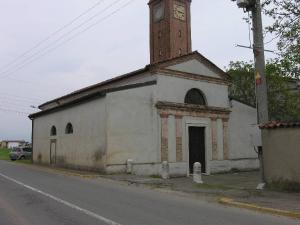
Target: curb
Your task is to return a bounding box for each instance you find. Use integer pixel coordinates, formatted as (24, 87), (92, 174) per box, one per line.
(218, 197), (300, 220)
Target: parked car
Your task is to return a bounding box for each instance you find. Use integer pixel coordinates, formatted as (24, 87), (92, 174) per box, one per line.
(9, 147), (32, 161)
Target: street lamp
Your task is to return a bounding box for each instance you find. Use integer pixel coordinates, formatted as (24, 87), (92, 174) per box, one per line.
(232, 0), (269, 190)
(236, 0), (256, 11)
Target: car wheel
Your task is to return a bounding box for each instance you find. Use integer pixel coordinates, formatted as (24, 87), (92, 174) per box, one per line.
(11, 159), (16, 161)
(20, 156), (25, 160)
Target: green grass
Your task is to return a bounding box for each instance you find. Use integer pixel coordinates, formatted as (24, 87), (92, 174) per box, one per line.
(0, 148), (10, 160)
(267, 180), (300, 193)
(0, 148), (32, 164)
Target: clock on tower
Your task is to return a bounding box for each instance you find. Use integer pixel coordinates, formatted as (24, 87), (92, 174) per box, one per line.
(149, 0), (192, 64)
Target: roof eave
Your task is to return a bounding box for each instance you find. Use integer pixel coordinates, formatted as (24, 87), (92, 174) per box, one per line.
(38, 66), (150, 109)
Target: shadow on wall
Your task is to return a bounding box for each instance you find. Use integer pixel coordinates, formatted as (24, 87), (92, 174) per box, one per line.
(37, 153), (42, 164)
(56, 156), (66, 165)
(33, 147), (107, 172)
(93, 148), (105, 162)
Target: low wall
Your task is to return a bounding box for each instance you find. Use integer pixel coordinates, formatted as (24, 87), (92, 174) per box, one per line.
(106, 162), (187, 177)
(262, 128), (300, 183)
(210, 158), (259, 173)
(106, 159), (259, 176)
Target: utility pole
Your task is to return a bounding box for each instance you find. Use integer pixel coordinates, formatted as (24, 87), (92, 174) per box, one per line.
(234, 0), (269, 188)
(235, 0), (269, 123)
(252, 0), (269, 124)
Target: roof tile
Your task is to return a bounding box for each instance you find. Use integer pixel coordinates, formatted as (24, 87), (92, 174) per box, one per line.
(259, 121), (300, 129)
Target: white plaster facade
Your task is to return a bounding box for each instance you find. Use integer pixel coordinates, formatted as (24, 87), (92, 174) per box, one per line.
(30, 52), (260, 176)
(33, 98), (107, 171)
(8, 141), (25, 149)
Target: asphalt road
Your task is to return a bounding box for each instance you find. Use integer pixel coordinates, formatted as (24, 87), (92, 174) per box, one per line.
(0, 160), (298, 225)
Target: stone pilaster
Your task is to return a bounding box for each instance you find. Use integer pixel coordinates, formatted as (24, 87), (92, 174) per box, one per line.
(175, 115), (183, 162)
(161, 114), (169, 162)
(211, 118), (218, 160)
(223, 118), (229, 160)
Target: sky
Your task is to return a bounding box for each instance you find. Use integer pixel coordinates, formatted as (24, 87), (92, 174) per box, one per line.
(0, 0), (277, 141)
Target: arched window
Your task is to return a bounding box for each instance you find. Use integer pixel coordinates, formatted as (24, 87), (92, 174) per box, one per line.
(184, 88), (207, 105)
(50, 126), (57, 136)
(65, 123), (73, 134)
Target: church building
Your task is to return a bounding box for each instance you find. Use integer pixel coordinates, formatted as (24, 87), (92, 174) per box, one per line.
(29, 0), (260, 176)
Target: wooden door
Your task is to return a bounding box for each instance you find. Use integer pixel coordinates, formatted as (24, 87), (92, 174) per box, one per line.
(188, 127), (206, 173)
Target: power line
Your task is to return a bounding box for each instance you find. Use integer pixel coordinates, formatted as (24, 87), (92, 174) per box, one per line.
(0, 100), (39, 110)
(0, 96), (41, 109)
(0, 0), (124, 77)
(0, 107), (32, 115)
(0, 0), (136, 79)
(0, 0), (106, 73)
(0, 92), (44, 101)
(0, 97), (40, 105)
(0, 76), (60, 89)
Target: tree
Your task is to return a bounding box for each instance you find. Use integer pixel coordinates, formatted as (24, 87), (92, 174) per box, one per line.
(227, 60), (300, 121)
(262, 0), (300, 78)
(227, 61), (256, 106)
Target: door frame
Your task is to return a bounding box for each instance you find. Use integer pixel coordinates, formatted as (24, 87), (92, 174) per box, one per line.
(184, 119), (212, 176)
(188, 126), (206, 174)
(50, 139), (57, 165)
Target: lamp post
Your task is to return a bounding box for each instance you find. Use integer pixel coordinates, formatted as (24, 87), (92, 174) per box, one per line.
(233, 0), (269, 189)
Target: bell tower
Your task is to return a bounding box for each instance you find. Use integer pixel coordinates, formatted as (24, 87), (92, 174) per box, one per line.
(149, 0), (192, 64)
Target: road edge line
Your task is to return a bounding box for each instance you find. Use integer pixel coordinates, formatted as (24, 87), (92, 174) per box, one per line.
(0, 172), (122, 225)
(218, 197), (300, 220)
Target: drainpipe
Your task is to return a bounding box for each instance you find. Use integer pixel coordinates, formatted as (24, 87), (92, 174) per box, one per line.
(31, 119), (34, 163)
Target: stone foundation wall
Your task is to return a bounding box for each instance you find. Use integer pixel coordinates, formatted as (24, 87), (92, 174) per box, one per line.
(210, 158), (259, 173)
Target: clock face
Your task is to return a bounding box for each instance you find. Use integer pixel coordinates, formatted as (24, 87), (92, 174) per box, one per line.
(174, 4), (185, 21)
(153, 2), (165, 22)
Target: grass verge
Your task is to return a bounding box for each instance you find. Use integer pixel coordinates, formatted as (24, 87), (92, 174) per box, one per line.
(0, 148), (32, 164)
(268, 180), (300, 193)
(0, 148), (10, 160)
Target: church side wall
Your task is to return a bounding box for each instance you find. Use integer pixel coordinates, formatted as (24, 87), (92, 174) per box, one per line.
(32, 98), (107, 171)
(105, 85), (159, 175)
(225, 100), (260, 171)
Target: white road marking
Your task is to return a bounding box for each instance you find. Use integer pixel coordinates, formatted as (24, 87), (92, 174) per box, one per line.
(0, 172), (122, 225)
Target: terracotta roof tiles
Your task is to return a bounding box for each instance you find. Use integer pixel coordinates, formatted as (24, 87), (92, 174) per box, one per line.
(259, 121), (300, 129)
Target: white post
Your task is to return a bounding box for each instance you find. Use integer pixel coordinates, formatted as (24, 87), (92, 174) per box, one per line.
(161, 161), (169, 179)
(193, 162), (203, 184)
(126, 159), (133, 174)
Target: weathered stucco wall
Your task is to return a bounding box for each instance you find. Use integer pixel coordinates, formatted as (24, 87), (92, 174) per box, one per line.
(229, 100), (260, 158)
(105, 84), (159, 174)
(167, 59), (220, 78)
(156, 74), (229, 108)
(262, 128), (300, 183)
(31, 61), (262, 176)
(32, 98), (107, 171)
(155, 75), (259, 174)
